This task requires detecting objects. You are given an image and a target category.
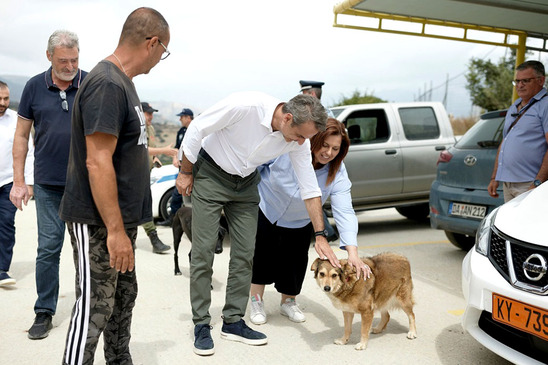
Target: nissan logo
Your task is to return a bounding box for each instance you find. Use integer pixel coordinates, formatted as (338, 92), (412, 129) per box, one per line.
(522, 254), (547, 281)
(464, 155), (477, 166)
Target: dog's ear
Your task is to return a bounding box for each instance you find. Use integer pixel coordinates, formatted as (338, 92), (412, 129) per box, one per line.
(311, 258), (321, 278)
(342, 263), (358, 283)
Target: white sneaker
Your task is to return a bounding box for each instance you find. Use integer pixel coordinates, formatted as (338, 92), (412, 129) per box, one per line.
(280, 298), (306, 323)
(249, 294), (267, 325)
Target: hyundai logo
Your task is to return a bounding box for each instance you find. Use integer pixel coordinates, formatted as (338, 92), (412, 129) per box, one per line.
(523, 254), (547, 281)
(464, 155), (477, 166)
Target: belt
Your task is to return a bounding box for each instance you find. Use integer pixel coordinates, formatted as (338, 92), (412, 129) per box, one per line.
(198, 148), (220, 168)
(198, 148), (254, 181)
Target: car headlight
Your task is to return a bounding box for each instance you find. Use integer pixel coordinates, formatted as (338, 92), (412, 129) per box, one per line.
(475, 208), (498, 256)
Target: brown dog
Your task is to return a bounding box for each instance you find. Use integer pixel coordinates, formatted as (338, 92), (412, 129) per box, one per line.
(311, 253), (417, 350)
(172, 207), (227, 275)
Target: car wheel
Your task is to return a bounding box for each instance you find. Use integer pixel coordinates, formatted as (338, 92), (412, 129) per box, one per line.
(395, 203), (429, 221)
(159, 187), (174, 221)
(445, 231), (475, 251)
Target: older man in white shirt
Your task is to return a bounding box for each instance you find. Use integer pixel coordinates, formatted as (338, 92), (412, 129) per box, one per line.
(0, 81), (33, 286)
(176, 91), (336, 356)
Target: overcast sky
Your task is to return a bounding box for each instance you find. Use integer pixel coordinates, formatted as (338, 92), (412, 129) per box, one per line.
(2, 0), (545, 117)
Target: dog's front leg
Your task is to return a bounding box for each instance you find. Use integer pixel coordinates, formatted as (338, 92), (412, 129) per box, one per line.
(334, 311), (354, 345)
(355, 311), (374, 350)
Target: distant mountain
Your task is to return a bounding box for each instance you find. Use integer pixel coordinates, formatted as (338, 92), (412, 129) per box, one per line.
(0, 75), (29, 103)
(0, 75), (197, 124)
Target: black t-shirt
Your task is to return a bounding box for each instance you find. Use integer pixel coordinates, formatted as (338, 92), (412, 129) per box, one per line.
(59, 61), (152, 227)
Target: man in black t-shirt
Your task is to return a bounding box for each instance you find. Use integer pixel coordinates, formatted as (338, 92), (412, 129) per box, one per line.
(59, 7), (170, 365)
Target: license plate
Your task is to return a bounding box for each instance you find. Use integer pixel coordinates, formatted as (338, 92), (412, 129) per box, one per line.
(492, 293), (548, 342)
(449, 202), (486, 219)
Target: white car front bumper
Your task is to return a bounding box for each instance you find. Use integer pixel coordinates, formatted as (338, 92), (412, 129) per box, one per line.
(462, 249), (548, 365)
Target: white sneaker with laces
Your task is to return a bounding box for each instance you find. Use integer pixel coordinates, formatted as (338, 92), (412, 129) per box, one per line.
(249, 294), (267, 325)
(280, 298), (306, 323)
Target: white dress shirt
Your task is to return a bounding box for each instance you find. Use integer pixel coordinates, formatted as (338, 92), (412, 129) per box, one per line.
(0, 108), (34, 187)
(182, 91), (321, 200)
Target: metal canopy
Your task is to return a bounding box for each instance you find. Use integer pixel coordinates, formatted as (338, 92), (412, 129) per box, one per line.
(333, 0), (548, 100)
(333, 0), (548, 53)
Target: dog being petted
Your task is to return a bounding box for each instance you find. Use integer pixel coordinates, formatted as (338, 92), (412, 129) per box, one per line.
(311, 253), (417, 350)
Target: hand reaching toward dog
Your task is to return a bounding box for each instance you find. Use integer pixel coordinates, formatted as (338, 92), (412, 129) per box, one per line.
(314, 236), (341, 268)
(346, 246), (371, 280)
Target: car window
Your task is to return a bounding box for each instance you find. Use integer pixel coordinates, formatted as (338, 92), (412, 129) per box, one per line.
(344, 109), (390, 145)
(399, 107), (440, 140)
(455, 116), (505, 149)
(331, 108), (344, 118)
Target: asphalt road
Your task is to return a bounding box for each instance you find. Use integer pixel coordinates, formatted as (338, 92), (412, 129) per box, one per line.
(1, 204), (512, 364)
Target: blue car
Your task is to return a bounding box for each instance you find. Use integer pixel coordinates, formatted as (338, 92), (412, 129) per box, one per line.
(430, 110), (506, 250)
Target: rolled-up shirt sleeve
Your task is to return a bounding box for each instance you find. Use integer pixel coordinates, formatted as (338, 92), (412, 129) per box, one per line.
(288, 140), (321, 200)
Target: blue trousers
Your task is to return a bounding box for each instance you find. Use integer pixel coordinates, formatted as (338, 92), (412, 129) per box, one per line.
(33, 184), (66, 315)
(0, 183), (17, 272)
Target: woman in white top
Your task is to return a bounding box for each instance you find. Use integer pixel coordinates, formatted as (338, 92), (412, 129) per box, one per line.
(249, 118), (371, 324)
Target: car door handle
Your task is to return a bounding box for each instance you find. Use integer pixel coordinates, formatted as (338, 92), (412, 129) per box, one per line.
(435, 146), (446, 151)
(385, 149), (397, 155)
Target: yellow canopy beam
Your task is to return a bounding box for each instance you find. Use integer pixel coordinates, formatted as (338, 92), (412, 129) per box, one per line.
(333, 3), (545, 101)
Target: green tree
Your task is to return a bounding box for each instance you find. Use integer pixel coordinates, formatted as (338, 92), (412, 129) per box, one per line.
(333, 89), (386, 106)
(465, 55), (515, 111)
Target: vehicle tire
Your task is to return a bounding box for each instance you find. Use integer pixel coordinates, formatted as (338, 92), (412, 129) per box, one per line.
(159, 187), (174, 221)
(445, 231), (475, 251)
(395, 203), (429, 221)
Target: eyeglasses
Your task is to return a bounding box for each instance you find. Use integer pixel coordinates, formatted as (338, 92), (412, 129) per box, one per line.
(59, 90), (68, 112)
(512, 77), (540, 86)
(146, 37), (170, 60)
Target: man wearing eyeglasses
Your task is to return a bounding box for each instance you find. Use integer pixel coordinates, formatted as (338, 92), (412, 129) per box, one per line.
(488, 60), (548, 202)
(58, 7), (169, 365)
(10, 30), (87, 341)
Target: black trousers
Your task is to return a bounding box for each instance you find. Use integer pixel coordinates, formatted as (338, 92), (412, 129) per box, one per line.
(251, 209), (313, 296)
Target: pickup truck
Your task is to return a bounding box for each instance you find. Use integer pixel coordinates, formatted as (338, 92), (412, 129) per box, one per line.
(330, 102), (456, 220)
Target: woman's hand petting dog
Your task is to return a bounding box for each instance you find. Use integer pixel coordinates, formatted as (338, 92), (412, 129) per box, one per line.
(346, 246), (371, 280)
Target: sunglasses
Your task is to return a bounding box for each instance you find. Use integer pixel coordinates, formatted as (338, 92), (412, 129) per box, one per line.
(60, 90), (68, 112)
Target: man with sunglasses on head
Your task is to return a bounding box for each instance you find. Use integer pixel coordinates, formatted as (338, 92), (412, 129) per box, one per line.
(488, 60), (548, 202)
(10, 29), (87, 341)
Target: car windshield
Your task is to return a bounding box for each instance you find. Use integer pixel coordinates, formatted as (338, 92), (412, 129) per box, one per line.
(455, 115), (505, 149)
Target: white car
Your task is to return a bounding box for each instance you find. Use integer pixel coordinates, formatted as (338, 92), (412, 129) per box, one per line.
(150, 165), (179, 220)
(462, 182), (548, 364)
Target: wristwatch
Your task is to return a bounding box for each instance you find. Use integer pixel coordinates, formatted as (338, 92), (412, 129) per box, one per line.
(533, 179), (542, 187)
(314, 229), (328, 237)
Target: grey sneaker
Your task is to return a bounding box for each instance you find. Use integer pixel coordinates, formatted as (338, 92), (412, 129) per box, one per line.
(221, 319), (267, 345)
(249, 294), (266, 325)
(280, 298), (306, 323)
(28, 313), (53, 340)
(194, 324), (214, 356)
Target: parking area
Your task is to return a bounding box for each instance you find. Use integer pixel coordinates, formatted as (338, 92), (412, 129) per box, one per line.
(1, 203), (510, 364)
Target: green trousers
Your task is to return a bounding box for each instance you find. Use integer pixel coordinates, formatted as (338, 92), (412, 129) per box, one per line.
(190, 154), (260, 325)
(141, 221), (156, 235)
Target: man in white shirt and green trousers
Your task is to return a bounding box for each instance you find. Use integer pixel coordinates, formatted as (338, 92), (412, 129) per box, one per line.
(176, 91), (339, 356)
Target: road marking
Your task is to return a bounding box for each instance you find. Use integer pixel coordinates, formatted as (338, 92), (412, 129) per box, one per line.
(359, 240), (450, 249)
(448, 309), (465, 316)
